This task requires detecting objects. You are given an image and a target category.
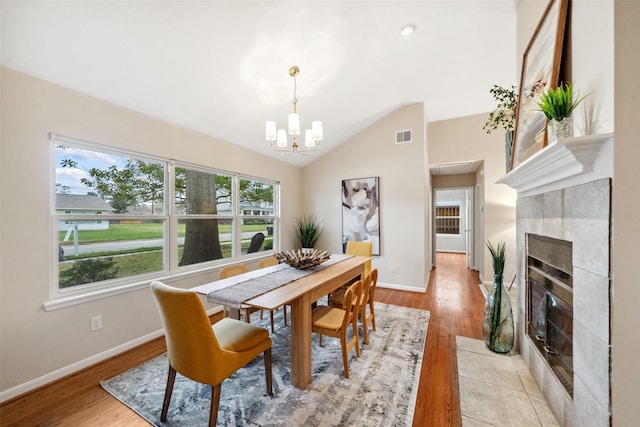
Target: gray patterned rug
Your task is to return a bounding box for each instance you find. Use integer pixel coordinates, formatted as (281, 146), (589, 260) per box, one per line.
(101, 302), (430, 426)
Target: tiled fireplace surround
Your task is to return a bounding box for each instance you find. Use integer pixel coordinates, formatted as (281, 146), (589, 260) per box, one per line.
(499, 134), (613, 426)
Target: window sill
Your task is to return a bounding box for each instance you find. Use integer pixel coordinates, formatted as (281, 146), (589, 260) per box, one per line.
(43, 266), (218, 311)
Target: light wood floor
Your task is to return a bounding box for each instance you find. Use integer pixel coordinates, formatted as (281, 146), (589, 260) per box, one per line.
(0, 252), (484, 426)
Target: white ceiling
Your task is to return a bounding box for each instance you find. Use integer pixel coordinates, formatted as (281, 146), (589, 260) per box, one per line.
(1, 1), (517, 167)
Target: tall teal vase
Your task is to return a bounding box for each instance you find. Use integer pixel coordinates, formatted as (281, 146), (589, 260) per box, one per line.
(483, 274), (514, 353)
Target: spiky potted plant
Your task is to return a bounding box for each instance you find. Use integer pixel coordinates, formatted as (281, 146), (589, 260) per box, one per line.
(537, 82), (588, 139)
(295, 215), (323, 253)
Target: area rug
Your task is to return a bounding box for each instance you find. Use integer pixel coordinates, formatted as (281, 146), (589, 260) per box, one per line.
(101, 302), (430, 426)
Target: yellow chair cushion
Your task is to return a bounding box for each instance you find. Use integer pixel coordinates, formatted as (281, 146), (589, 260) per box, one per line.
(312, 306), (347, 330)
(213, 317), (270, 352)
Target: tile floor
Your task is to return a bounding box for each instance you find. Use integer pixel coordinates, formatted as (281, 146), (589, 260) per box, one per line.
(456, 336), (560, 426)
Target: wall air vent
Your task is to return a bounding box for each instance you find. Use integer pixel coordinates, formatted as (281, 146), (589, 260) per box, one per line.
(395, 129), (412, 144)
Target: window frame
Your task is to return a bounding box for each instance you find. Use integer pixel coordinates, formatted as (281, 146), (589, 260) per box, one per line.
(48, 134), (279, 310)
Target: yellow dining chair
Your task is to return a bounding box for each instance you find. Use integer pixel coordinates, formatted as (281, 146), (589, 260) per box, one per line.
(312, 280), (363, 378)
(330, 269), (377, 344)
(345, 241), (373, 277)
(257, 257), (279, 268)
(363, 269), (378, 344)
(257, 257), (288, 328)
(219, 264), (249, 279)
(220, 263), (278, 332)
(150, 281), (273, 427)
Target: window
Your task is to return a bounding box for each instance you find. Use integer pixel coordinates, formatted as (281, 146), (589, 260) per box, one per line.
(53, 134), (279, 296)
(435, 204), (460, 235)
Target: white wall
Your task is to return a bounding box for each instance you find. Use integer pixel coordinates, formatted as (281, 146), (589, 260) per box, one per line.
(302, 104), (430, 291)
(0, 68), (303, 398)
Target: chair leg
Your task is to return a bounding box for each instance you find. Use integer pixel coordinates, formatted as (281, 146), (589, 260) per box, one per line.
(340, 334), (350, 379)
(244, 310), (250, 323)
(264, 348), (273, 395)
(353, 318), (361, 358)
(283, 305), (288, 326)
(209, 383), (222, 427)
(361, 308), (369, 345)
(369, 302), (376, 331)
(161, 364), (177, 422)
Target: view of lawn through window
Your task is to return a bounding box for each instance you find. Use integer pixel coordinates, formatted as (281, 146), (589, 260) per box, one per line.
(54, 136), (277, 291)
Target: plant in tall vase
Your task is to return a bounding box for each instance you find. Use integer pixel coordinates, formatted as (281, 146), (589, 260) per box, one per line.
(483, 85), (517, 173)
(483, 240), (514, 354)
(537, 82), (589, 140)
(295, 215), (323, 254)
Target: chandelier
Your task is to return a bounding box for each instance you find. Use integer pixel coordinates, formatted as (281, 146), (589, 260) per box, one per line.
(266, 66), (323, 155)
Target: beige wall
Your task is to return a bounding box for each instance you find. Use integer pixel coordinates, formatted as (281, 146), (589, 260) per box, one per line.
(302, 103), (430, 291)
(0, 68), (303, 397)
(428, 113), (517, 282)
(613, 1), (640, 424)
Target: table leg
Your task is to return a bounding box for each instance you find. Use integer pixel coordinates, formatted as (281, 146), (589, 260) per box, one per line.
(227, 306), (241, 320)
(290, 292), (312, 389)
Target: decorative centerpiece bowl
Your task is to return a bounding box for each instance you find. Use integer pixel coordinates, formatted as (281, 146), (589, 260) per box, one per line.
(275, 249), (331, 270)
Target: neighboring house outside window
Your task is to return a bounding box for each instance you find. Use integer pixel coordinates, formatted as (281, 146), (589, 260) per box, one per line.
(53, 134), (279, 298)
(56, 194), (115, 231)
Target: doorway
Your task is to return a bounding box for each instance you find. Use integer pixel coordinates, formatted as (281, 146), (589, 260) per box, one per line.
(429, 160), (484, 272)
(435, 188), (474, 268)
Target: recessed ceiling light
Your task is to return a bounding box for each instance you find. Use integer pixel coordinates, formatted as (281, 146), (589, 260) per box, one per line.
(400, 24), (416, 36)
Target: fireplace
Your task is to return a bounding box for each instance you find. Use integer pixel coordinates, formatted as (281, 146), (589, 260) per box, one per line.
(499, 134), (612, 426)
(526, 234), (573, 396)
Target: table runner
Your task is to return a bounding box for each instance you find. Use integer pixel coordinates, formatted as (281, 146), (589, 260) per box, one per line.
(207, 254), (351, 309)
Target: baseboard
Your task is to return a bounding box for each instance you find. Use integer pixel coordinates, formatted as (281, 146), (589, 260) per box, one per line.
(378, 281), (427, 293)
(0, 305), (223, 403)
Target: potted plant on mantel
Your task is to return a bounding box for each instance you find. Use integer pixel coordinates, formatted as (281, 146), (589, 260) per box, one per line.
(483, 85), (517, 173)
(295, 215), (323, 253)
(537, 82), (589, 140)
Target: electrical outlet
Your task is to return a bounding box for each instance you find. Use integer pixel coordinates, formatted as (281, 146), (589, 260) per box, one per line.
(390, 264), (396, 273)
(90, 315), (103, 332)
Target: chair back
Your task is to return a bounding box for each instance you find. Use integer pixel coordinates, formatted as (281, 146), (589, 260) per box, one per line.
(258, 257), (279, 268)
(360, 272), (372, 307)
(343, 280), (363, 328)
(220, 264), (248, 279)
(150, 281), (223, 385)
(247, 232), (265, 253)
(345, 241), (373, 276)
(368, 268), (378, 301)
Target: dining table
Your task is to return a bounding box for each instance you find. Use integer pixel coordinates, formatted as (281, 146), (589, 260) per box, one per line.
(191, 254), (371, 390)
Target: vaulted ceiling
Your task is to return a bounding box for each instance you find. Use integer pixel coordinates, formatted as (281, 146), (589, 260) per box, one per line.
(1, 1), (517, 167)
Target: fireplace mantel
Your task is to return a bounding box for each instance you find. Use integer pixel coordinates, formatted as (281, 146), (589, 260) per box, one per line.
(497, 133), (613, 193)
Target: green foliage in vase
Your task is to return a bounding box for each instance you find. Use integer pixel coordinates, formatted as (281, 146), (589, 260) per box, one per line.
(295, 215), (323, 248)
(486, 240), (506, 277)
(483, 85), (517, 134)
(537, 82), (589, 121)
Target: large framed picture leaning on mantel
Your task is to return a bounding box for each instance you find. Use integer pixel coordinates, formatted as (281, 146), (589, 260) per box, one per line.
(341, 177), (380, 256)
(511, 0), (569, 170)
